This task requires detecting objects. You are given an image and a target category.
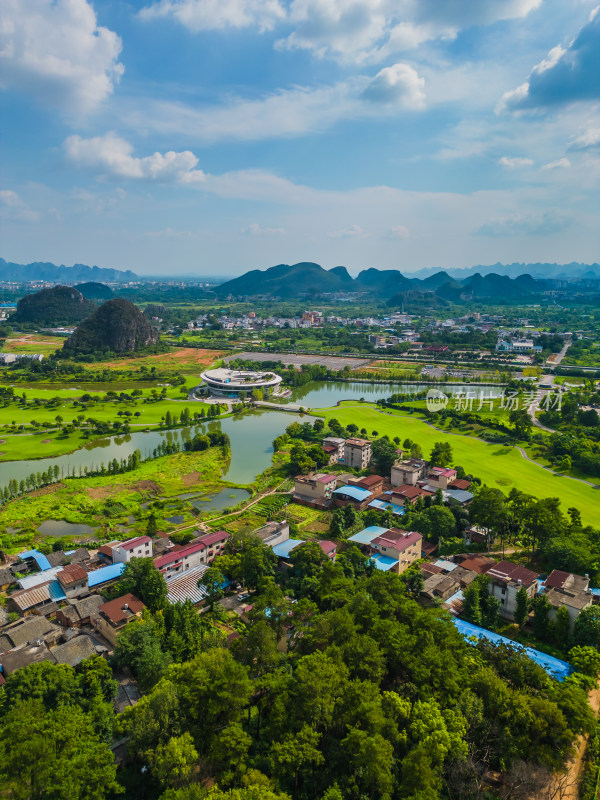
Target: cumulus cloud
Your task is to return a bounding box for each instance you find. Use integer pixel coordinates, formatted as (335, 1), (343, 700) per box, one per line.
(569, 127), (600, 150)
(477, 209), (572, 236)
(139, 0), (285, 32)
(0, 189), (40, 222)
(276, 0), (541, 61)
(499, 6), (600, 112)
(240, 222), (286, 235)
(499, 156), (534, 168)
(541, 157), (571, 170)
(0, 0), (123, 115)
(64, 133), (206, 183)
(361, 63), (425, 108)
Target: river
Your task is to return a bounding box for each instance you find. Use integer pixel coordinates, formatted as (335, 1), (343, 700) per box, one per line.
(0, 380), (503, 489)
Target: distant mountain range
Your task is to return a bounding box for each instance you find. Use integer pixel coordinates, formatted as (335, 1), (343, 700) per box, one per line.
(409, 262), (600, 281)
(0, 258), (137, 283)
(214, 261), (565, 301)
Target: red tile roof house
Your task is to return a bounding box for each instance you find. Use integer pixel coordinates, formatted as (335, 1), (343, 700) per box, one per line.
(389, 485), (430, 506)
(486, 560), (538, 620)
(92, 594), (145, 647)
(154, 532), (229, 580)
(425, 467), (457, 490)
(369, 529), (422, 574)
(317, 540), (337, 560)
(56, 563), (89, 598)
(112, 536), (153, 564)
(293, 473), (338, 508)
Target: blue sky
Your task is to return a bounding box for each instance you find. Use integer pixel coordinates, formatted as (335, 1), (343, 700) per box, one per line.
(1, 0), (599, 276)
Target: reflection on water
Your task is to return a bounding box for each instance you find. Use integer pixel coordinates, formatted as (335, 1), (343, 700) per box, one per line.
(291, 380), (504, 407)
(37, 520), (97, 538)
(191, 487), (251, 513)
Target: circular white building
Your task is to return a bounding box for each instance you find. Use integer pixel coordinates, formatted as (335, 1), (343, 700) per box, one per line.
(200, 367), (283, 398)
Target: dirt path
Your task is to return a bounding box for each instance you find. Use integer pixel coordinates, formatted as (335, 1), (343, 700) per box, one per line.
(548, 684), (600, 800)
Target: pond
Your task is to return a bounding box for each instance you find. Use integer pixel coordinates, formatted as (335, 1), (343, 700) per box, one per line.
(290, 380), (504, 408)
(0, 409), (311, 491)
(190, 487), (251, 513)
(37, 520), (97, 538)
(0, 380), (505, 497)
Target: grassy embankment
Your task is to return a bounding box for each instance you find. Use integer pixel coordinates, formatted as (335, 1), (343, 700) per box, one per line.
(317, 402), (600, 526)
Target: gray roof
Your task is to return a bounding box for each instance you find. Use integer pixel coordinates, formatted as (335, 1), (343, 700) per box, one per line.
(51, 635), (96, 667)
(0, 607), (9, 626)
(0, 568), (17, 585)
(5, 617), (60, 649)
(0, 643), (56, 676)
(71, 594), (104, 620)
(46, 551), (68, 568)
(0, 635), (12, 654)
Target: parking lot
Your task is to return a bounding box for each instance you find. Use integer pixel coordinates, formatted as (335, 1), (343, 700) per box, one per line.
(228, 351), (373, 370)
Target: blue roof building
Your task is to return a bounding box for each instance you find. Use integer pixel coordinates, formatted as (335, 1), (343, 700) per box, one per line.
(332, 485), (372, 503)
(348, 526), (389, 546)
(18, 549), (52, 572)
(272, 539), (305, 559)
(87, 563), (125, 587)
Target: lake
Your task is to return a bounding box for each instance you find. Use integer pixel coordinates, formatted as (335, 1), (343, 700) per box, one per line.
(0, 380), (502, 493)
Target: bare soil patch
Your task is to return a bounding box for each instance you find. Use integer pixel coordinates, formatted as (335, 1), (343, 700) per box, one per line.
(85, 486), (123, 500)
(42, 439), (53, 444)
(129, 480), (162, 494)
(29, 482), (65, 498)
(182, 471), (201, 486)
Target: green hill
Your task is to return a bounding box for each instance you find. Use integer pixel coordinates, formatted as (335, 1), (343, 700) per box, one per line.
(76, 282), (113, 301)
(13, 286), (96, 326)
(62, 299), (159, 356)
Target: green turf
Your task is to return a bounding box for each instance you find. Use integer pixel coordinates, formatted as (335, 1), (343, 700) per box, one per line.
(319, 402), (600, 526)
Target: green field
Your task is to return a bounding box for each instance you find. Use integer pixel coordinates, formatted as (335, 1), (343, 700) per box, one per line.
(319, 402), (600, 526)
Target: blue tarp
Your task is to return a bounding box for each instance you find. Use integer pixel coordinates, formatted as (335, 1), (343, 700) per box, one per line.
(48, 581), (67, 601)
(453, 618), (572, 681)
(18, 549), (51, 571)
(87, 562), (125, 587)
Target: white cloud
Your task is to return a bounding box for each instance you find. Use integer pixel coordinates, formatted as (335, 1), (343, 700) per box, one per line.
(388, 225), (410, 238)
(64, 133), (207, 183)
(276, 0), (541, 62)
(240, 222), (286, 235)
(477, 209), (572, 236)
(120, 69), (426, 144)
(541, 157), (571, 169)
(139, 0), (285, 32)
(569, 127), (600, 150)
(499, 156), (534, 168)
(329, 224), (364, 238)
(0, 0), (123, 115)
(498, 6), (600, 113)
(361, 63), (425, 108)
(0, 189), (40, 222)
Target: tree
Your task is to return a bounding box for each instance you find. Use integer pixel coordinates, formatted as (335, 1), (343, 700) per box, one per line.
(113, 617), (171, 692)
(198, 567), (226, 611)
(469, 486), (506, 546)
(117, 557), (168, 612)
(568, 645), (600, 678)
(371, 436), (398, 477)
(509, 408), (533, 439)
(514, 586), (529, 626)
(553, 605), (571, 650)
(0, 701), (119, 800)
(574, 606), (600, 649)
(429, 441), (453, 467)
(462, 583), (482, 626)
(424, 506), (456, 543)
(146, 512), (158, 537)
(147, 732), (198, 790)
(532, 594), (552, 640)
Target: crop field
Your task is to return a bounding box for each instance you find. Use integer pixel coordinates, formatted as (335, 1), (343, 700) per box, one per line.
(2, 333), (63, 355)
(90, 347), (226, 372)
(319, 402), (600, 526)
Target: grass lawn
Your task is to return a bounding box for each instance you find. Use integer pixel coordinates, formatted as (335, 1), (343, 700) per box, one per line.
(318, 402), (600, 526)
